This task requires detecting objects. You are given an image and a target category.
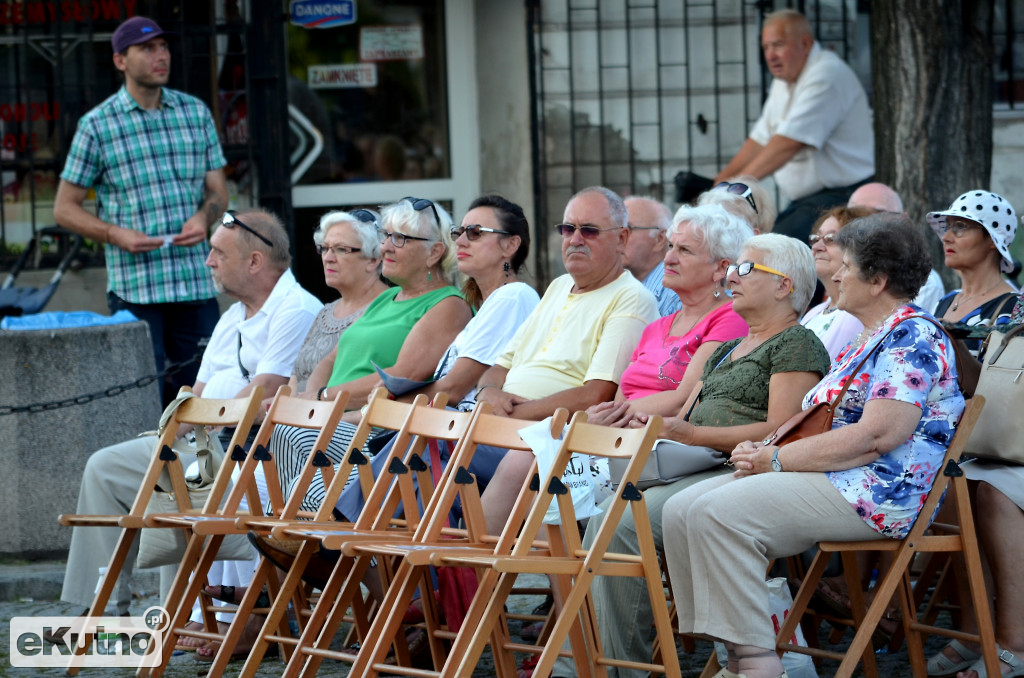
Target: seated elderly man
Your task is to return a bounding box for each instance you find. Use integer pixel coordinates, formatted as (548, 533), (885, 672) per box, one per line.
(622, 196), (681, 317)
(57, 209), (321, 621)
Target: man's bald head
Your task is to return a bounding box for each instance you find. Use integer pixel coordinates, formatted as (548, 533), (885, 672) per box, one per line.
(848, 182), (904, 214)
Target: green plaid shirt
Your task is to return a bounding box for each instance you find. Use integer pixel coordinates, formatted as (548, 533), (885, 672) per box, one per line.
(61, 86), (226, 304)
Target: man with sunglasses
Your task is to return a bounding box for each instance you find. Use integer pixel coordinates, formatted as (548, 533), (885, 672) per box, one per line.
(54, 16), (228, 404)
(473, 186), (659, 534)
(714, 9), (873, 243)
(622, 196), (681, 317)
(56, 208), (321, 629)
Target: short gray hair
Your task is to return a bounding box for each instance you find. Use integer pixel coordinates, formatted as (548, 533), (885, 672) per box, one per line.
(671, 203), (753, 263)
(742, 233), (816, 314)
(380, 198), (458, 285)
(570, 186), (628, 230)
(313, 209), (382, 260)
(625, 195), (672, 237)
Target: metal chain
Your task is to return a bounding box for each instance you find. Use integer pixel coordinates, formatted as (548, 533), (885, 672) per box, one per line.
(0, 353), (201, 416)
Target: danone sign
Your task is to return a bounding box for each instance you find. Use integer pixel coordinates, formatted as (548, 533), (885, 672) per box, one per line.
(289, 0), (356, 29)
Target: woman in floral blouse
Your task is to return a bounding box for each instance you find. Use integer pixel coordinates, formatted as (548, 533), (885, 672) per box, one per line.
(661, 213), (964, 678)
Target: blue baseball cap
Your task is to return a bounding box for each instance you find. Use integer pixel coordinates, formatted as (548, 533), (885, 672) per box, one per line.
(112, 16), (175, 54)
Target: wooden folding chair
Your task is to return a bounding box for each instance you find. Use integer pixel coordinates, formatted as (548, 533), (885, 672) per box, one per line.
(337, 411), (675, 678)
(138, 385), (350, 677)
(56, 385), (263, 674)
(232, 391), (465, 677)
(775, 397), (1000, 678)
(283, 407), (570, 678)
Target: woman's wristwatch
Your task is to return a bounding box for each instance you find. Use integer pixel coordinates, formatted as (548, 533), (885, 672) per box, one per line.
(770, 446), (784, 472)
(317, 386), (329, 401)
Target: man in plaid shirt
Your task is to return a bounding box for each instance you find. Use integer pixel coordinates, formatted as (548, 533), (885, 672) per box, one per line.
(54, 16), (227, 403)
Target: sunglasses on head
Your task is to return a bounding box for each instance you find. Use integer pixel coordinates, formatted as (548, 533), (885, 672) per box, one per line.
(713, 182), (759, 215)
(221, 212), (273, 248)
(554, 223), (620, 238)
(402, 196), (442, 228)
(349, 209), (378, 226)
(451, 224), (511, 241)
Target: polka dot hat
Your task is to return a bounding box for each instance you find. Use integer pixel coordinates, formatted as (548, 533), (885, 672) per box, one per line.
(926, 190), (1018, 273)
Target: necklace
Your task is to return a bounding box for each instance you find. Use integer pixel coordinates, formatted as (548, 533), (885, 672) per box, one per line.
(664, 297), (723, 347)
(852, 301), (907, 347)
(950, 280), (1005, 312)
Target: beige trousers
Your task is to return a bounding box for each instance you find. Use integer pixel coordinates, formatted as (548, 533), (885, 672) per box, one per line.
(662, 471), (883, 649)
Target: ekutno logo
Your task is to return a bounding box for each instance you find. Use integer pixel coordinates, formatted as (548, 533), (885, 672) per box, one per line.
(9, 606), (168, 668)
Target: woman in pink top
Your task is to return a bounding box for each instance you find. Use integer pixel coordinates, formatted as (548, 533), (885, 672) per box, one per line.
(588, 203), (753, 426)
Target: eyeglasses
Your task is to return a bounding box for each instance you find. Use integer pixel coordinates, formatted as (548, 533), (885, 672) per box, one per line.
(727, 261), (789, 279)
(221, 212), (273, 248)
(627, 224), (661, 231)
(937, 219), (982, 238)
(451, 224), (511, 241)
(402, 196), (442, 228)
(808, 233), (837, 246)
(317, 243), (362, 257)
(378, 229), (432, 248)
(349, 209), (378, 226)
(554, 223), (621, 238)
(713, 181), (759, 215)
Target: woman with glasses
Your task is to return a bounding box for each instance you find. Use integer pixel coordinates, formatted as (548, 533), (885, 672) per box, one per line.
(289, 209), (389, 393)
(800, 205), (875, 361)
(560, 233), (830, 675)
(304, 197), (471, 409)
(663, 214), (961, 678)
(929, 190), (1019, 352)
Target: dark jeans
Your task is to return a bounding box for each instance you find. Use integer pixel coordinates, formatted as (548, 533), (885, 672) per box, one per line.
(773, 176), (874, 244)
(107, 292), (220, 405)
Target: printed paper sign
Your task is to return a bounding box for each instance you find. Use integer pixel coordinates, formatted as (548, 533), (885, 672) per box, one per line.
(359, 25), (424, 61)
(308, 63), (378, 89)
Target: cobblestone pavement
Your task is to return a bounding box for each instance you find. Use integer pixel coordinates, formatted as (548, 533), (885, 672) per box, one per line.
(0, 569), (946, 677)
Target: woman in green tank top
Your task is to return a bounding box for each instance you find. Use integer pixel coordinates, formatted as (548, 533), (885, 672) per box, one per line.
(306, 197), (472, 412)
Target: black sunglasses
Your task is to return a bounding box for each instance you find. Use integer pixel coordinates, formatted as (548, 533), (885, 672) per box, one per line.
(451, 224), (511, 241)
(349, 209), (378, 226)
(221, 212), (273, 248)
(402, 196), (442, 228)
(713, 182), (759, 215)
(554, 223), (620, 238)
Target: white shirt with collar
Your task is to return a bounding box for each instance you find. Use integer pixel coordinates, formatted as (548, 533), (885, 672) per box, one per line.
(195, 268), (322, 398)
(750, 42), (874, 201)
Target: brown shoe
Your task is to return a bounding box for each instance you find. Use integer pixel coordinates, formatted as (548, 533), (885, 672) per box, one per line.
(248, 533), (339, 589)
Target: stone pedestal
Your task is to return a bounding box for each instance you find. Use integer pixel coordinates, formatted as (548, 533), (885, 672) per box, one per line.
(0, 322), (162, 559)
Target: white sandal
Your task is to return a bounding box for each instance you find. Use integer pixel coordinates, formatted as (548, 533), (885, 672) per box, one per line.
(962, 646), (1024, 678)
(928, 639), (983, 676)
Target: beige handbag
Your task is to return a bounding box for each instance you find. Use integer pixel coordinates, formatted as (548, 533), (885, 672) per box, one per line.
(964, 324), (1024, 464)
(136, 394), (254, 568)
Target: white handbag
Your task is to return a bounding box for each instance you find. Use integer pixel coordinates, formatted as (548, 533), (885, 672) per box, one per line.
(964, 324), (1024, 464)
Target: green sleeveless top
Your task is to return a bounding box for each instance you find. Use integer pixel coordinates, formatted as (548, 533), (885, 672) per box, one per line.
(327, 286), (464, 388)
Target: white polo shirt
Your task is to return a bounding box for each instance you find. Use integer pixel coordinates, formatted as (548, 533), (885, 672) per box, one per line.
(750, 42), (874, 201)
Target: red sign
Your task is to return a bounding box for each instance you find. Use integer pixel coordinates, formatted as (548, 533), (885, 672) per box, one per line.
(0, 0), (136, 26)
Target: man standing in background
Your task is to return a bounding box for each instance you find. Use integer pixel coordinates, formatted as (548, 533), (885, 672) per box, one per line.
(54, 16), (227, 403)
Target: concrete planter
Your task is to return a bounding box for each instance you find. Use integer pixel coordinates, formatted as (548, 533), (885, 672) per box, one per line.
(0, 321), (162, 559)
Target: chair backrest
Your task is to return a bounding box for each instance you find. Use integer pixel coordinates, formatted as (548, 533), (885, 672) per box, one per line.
(412, 407), (571, 546)
(351, 396), (476, 533)
(221, 385), (350, 518)
(510, 411), (663, 558)
(126, 385), (264, 518)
